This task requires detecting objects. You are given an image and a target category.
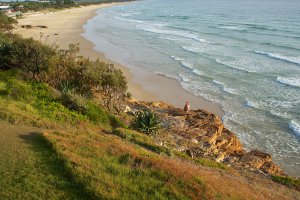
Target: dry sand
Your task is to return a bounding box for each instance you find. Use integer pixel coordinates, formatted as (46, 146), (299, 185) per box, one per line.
(14, 3), (224, 117)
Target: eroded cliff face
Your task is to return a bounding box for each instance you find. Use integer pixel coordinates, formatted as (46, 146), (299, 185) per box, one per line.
(127, 100), (284, 176)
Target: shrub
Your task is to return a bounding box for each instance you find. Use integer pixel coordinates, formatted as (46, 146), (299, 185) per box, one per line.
(0, 33), (128, 117)
(0, 34), (55, 76)
(97, 64), (127, 113)
(131, 110), (162, 135)
(0, 13), (17, 32)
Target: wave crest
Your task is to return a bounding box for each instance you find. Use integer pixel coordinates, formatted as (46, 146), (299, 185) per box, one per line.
(217, 26), (247, 31)
(254, 51), (300, 66)
(136, 24), (210, 43)
(289, 120), (300, 137)
(276, 77), (300, 88)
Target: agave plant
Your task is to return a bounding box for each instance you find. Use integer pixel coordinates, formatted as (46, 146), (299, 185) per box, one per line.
(131, 110), (162, 135)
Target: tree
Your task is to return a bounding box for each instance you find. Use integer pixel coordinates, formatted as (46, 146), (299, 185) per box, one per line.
(99, 64), (127, 113)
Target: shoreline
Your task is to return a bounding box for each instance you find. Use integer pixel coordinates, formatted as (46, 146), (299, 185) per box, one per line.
(13, 3), (224, 117)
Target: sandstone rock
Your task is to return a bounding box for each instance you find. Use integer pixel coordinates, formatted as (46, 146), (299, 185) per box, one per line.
(124, 105), (131, 113)
(240, 150), (272, 169)
(260, 161), (284, 175)
(238, 150), (283, 175)
(127, 100), (284, 175)
(191, 138), (199, 144)
(215, 152), (226, 163)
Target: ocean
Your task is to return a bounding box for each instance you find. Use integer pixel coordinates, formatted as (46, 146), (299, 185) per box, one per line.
(83, 0), (300, 176)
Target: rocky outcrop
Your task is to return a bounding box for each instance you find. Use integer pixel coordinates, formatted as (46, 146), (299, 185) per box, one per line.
(127, 100), (284, 176)
(239, 150), (284, 175)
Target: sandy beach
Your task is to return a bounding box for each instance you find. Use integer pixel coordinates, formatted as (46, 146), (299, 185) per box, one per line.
(14, 3), (224, 117)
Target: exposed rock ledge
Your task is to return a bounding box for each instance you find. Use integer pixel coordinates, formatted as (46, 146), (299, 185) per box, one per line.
(127, 100), (285, 176)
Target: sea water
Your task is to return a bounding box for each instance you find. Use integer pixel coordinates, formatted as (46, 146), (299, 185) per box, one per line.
(83, 0), (300, 176)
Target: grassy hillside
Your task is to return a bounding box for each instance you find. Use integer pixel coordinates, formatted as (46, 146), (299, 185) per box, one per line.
(0, 122), (92, 200)
(1, 72), (299, 199)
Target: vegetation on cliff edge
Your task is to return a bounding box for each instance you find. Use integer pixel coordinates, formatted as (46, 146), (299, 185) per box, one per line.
(0, 13), (299, 200)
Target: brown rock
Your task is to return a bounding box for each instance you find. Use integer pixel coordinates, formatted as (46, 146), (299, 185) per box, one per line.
(260, 161), (284, 175)
(240, 150), (272, 169)
(127, 100), (284, 175)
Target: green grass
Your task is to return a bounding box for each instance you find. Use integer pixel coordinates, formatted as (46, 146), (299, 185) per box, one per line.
(174, 151), (227, 170)
(112, 128), (171, 156)
(271, 175), (300, 189)
(43, 130), (212, 200)
(0, 123), (92, 200)
(0, 70), (120, 130)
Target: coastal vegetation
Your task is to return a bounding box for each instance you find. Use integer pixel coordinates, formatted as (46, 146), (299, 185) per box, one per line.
(0, 13), (17, 32)
(7, 0), (133, 13)
(0, 10), (300, 200)
(0, 32), (128, 113)
(272, 175), (300, 190)
(131, 110), (162, 135)
(10, 1), (76, 13)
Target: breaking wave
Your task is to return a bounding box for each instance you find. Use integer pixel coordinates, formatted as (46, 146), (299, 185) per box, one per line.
(276, 77), (300, 88)
(254, 51), (300, 66)
(136, 24), (210, 43)
(289, 120), (300, 137)
(217, 26), (247, 31)
(213, 80), (238, 95)
(245, 100), (260, 109)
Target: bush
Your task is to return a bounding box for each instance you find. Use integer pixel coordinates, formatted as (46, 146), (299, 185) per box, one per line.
(0, 34), (55, 75)
(0, 33), (128, 118)
(0, 13), (17, 32)
(131, 110), (162, 135)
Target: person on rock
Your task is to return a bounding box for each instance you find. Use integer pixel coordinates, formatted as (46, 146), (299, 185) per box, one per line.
(183, 101), (190, 112)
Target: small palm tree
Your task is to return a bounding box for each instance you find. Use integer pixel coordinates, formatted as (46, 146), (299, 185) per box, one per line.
(131, 110), (162, 135)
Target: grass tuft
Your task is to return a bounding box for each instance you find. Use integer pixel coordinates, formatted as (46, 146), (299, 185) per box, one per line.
(271, 175), (300, 189)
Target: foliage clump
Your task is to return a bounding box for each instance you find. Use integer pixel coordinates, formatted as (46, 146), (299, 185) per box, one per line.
(0, 32), (128, 114)
(0, 13), (17, 32)
(131, 110), (162, 135)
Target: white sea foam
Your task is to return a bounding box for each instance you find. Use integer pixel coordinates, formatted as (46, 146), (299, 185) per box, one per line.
(267, 99), (299, 109)
(223, 87), (238, 95)
(179, 74), (191, 83)
(181, 60), (194, 69)
(270, 110), (292, 119)
(137, 24), (210, 43)
(181, 45), (200, 54)
(212, 80), (223, 86)
(171, 56), (194, 69)
(217, 26), (247, 31)
(276, 76), (300, 88)
(254, 51), (300, 65)
(289, 120), (300, 137)
(215, 58), (257, 73)
(192, 69), (203, 76)
(213, 80), (238, 95)
(114, 16), (150, 25)
(246, 100), (260, 109)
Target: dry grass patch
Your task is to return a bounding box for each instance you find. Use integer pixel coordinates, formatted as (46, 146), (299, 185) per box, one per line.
(42, 129), (300, 200)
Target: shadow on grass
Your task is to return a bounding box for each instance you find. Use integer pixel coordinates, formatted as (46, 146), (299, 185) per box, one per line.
(19, 132), (98, 200)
